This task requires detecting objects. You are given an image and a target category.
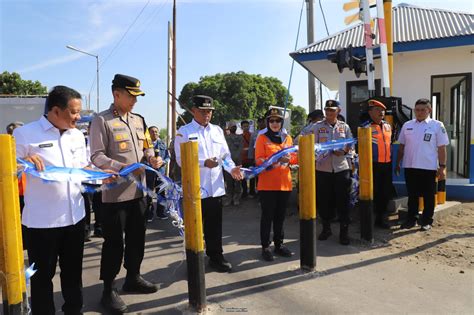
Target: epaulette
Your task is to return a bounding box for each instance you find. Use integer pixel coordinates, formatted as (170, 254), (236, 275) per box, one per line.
(132, 112), (148, 129)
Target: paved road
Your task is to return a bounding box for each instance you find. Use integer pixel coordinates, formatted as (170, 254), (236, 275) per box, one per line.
(44, 197), (473, 314)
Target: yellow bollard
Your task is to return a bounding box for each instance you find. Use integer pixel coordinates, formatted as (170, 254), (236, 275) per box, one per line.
(180, 141), (206, 311)
(358, 127), (374, 242)
(437, 179), (446, 204)
(0, 135), (26, 314)
(298, 134), (316, 271)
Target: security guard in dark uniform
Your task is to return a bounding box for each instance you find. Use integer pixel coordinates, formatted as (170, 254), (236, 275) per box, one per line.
(90, 74), (161, 313)
(361, 99), (394, 228)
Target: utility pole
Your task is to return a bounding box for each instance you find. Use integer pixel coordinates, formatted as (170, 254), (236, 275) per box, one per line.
(167, 21), (173, 146)
(306, 0), (317, 112)
(171, 0), (177, 139)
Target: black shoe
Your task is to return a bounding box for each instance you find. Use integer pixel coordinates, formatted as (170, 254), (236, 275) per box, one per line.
(400, 218), (417, 229)
(274, 245), (292, 257)
(318, 227), (332, 241)
(84, 229), (91, 242)
(262, 247), (274, 261)
(122, 275), (159, 294)
(101, 289), (128, 314)
(146, 211), (154, 223)
(156, 214), (168, 220)
(420, 224), (432, 231)
(339, 225), (350, 245)
(93, 227), (103, 238)
(209, 255), (232, 272)
(375, 218), (391, 229)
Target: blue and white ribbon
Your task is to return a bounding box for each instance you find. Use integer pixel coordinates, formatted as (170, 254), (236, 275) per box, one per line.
(240, 138), (357, 179)
(17, 159), (185, 235)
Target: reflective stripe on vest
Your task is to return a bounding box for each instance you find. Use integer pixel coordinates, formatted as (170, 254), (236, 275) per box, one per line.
(371, 122), (391, 163)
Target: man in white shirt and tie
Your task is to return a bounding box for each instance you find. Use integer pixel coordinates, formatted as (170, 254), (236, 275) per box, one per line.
(174, 95), (243, 272)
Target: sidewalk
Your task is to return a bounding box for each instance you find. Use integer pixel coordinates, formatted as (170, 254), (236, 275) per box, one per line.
(49, 197), (473, 314)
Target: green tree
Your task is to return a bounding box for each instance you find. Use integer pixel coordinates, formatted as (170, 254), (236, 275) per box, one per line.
(159, 128), (167, 140)
(287, 104), (307, 136)
(0, 71), (47, 95)
(177, 71), (306, 136)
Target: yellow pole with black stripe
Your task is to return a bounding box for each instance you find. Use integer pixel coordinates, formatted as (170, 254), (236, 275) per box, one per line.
(0, 135), (26, 314)
(180, 141), (206, 311)
(437, 179), (446, 204)
(358, 127), (374, 243)
(298, 134), (316, 271)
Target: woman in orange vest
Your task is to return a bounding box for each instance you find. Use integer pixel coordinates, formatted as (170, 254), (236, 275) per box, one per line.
(255, 108), (298, 261)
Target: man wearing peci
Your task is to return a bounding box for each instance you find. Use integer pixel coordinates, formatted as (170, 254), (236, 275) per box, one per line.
(174, 95), (243, 272)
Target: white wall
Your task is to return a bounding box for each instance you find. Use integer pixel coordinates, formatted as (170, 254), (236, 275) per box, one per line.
(337, 45), (474, 140)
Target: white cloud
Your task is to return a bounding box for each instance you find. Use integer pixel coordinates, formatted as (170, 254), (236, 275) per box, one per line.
(18, 26), (120, 74)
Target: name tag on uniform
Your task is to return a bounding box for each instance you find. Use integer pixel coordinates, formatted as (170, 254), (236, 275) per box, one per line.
(39, 143), (53, 148)
(424, 133), (432, 141)
(188, 133), (198, 141)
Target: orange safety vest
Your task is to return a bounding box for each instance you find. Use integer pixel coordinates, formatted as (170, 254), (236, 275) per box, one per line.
(18, 173), (26, 196)
(370, 121), (392, 163)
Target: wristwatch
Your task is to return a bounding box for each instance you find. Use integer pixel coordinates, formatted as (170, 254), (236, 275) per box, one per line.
(439, 164), (446, 168)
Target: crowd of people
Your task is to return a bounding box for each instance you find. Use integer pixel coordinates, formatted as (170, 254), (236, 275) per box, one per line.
(7, 72), (448, 314)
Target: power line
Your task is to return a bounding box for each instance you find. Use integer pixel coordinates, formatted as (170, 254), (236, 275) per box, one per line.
(131, 0), (170, 46)
(100, 0), (153, 69)
(87, 0), (154, 97)
(319, 0), (330, 36)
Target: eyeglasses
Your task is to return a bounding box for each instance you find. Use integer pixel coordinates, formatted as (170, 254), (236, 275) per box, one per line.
(269, 119), (282, 123)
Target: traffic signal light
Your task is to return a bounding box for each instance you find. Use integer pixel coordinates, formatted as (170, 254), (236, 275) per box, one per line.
(327, 44), (369, 77)
(327, 45), (354, 73)
(352, 56), (366, 78)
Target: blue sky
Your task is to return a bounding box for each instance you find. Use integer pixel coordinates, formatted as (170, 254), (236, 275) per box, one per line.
(1, 0), (472, 130)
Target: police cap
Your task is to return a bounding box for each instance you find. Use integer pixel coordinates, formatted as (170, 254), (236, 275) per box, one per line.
(324, 100), (340, 109)
(112, 74), (145, 96)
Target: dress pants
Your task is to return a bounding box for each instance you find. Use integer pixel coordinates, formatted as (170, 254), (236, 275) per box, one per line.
(100, 198), (146, 281)
(404, 168), (437, 225)
(316, 170), (351, 225)
(224, 172), (242, 203)
(373, 162), (394, 219)
(26, 219), (85, 315)
(201, 197), (223, 257)
(259, 190), (291, 248)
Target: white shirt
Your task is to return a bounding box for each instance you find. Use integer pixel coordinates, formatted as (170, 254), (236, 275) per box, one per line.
(398, 117), (449, 171)
(174, 119), (236, 199)
(13, 116), (88, 228)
